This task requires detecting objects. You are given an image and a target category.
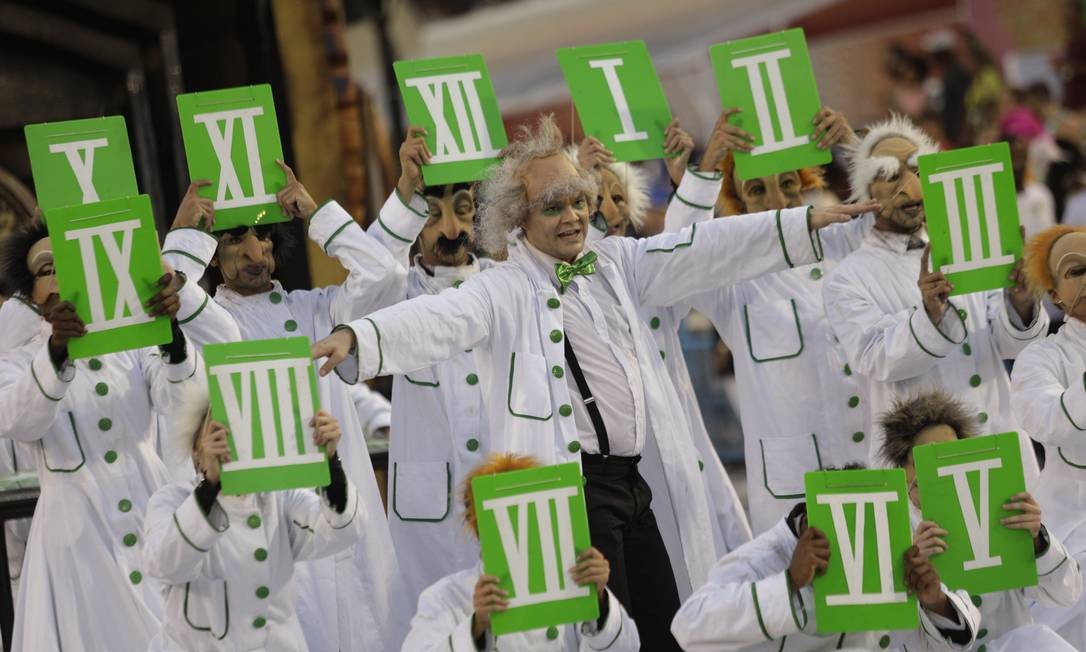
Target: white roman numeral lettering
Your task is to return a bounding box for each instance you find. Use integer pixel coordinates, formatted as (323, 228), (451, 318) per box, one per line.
(588, 58), (648, 143)
(404, 72), (500, 164)
(817, 491), (908, 606)
(481, 486), (590, 607)
(210, 358), (323, 470)
(937, 458), (1003, 570)
(192, 108), (275, 210)
(49, 138), (109, 203)
(64, 219), (151, 332)
(928, 163), (1015, 273)
(731, 49), (806, 156)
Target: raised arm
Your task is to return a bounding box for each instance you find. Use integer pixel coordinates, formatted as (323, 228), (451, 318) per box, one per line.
(367, 126), (431, 267)
(986, 262), (1048, 359)
(401, 579), (479, 652)
(142, 484), (228, 585)
(1011, 343), (1086, 446)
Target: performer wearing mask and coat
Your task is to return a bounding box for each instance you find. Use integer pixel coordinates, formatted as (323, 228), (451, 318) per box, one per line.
(312, 114), (876, 649)
(0, 221), (206, 650)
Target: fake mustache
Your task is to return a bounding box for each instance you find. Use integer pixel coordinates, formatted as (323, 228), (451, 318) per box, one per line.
(434, 232), (470, 254)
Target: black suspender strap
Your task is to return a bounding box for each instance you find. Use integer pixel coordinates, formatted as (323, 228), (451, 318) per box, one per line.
(563, 337), (610, 456)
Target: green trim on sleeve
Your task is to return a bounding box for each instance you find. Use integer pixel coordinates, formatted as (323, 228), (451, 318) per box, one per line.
(672, 192), (714, 211)
(685, 164), (723, 181)
(646, 224), (697, 253)
(376, 215), (414, 244)
(306, 198), (336, 223)
(908, 310), (948, 359)
(805, 207), (824, 262)
(751, 582), (773, 640)
(173, 512), (210, 553)
(395, 188), (429, 219)
(934, 300), (968, 345)
(161, 249), (210, 269)
(31, 362), (63, 402)
(178, 293), (209, 326)
(786, 572), (808, 631)
(1060, 387), (1086, 431)
(322, 220), (355, 254)
(329, 488), (361, 530)
(775, 210), (794, 268)
(1037, 552), (1070, 577)
(1058, 446), (1086, 469)
(364, 318), (384, 377)
(167, 355), (199, 384)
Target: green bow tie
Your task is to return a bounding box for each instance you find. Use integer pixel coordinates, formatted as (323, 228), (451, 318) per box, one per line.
(555, 251), (597, 293)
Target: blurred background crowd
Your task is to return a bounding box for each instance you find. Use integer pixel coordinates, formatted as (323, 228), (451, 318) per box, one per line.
(0, 0), (1081, 502)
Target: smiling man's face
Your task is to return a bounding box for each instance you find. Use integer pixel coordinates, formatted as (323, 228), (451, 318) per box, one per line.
(869, 136), (925, 234)
(520, 154), (592, 262)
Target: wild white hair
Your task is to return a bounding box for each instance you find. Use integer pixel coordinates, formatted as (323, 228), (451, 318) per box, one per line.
(845, 113), (939, 202)
(476, 115), (597, 254)
(561, 145), (651, 232)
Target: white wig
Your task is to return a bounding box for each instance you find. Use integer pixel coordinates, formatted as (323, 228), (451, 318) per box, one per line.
(477, 115), (597, 254)
(562, 145), (651, 232)
(845, 113), (939, 202)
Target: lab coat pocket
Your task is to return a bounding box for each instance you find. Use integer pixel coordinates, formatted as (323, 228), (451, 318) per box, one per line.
(391, 461), (452, 522)
(182, 578), (229, 640)
(39, 412), (86, 473)
(743, 299), (804, 362)
(758, 434), (823, 499)
(507, 352), (553, 421)
(404, 366), (440, 388)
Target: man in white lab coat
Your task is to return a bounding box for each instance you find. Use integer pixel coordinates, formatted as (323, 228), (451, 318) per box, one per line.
(1011, 224), (1086, 647)
(822, 115), (1047, 478)
(361, 127), (497, 609)
(402, 452), (640, 652)
(312, 115), (875, 649)
(878, 389), (1081, 651)
(656, 106), (873, 534)
(159, 164), (410, 651)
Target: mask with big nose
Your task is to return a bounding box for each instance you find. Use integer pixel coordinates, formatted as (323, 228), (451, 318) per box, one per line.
(1050, 232), (1086, 317)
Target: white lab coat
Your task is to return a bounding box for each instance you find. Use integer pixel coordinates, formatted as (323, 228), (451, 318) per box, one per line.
(143, 473), (363, 651)
(1010, 317), (1086, 648)
(0, 328), (205, 651)
(822, 229), (1047, 478)
(334, 204), (825, 595)
(161, 200), (412, 651)
(664, 169), (872, 534)
(671, 518), (981, 651)
(363, 191), (494, 608)
(402, 563), (639, 651)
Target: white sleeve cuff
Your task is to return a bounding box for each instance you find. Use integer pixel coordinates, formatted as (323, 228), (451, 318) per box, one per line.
(750, 571), (803, 641)
(162, 229), (217, 281)
(1000, 291), (1047, 338)
(672, 167), (723, 213)
(909, 305), (965, 358)
(173, 492), (228, 553)
(164, 340), (199, 383)
(30, 343), (72, 401)
(450, 613), (485, 651)
(176, 277), (210, 326)
(583, 589), (629, 649)
(322, 479), (362, 530)
(1038, 534), (1073, 577)
(776, 207), (822, 267)
(334, 320), (381, 385)
(307, 200), (359, 253)
(374, 190), (429, 246)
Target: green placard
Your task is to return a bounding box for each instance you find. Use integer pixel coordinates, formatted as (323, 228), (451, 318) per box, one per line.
(46, 195), (170, 359)
(914, 432), (1037, 594)
(203, 337), (329, 495)
(24, 116), (139, 212)
(805, 468), (917, 633)
(557, 40), (673, 163)
(472, 462), (598, 636)
(709, 28), (830, 180)
(920, 142), (1022, 295)
(176, 84), (287, 231)
(394, 54), (508, 186)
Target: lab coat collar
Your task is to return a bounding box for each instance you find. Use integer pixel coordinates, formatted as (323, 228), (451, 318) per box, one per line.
(1062, 316), (1086, 344)
(412, 254), (480, 292)
(865, 227), (928, 255)
(215, 279), (286, 307)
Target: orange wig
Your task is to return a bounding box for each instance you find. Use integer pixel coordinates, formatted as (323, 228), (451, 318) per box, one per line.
(716, 151), (827, 216)
(461, 452), (541, 537)
(1023, 225), (1086, 297)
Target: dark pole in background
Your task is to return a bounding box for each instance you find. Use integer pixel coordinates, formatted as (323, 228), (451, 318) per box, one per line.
(373, 0), (405, 147)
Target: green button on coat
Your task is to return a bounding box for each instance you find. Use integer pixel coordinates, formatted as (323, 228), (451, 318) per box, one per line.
(852, 432), (865, 443)
(256, 586), (270, 599)
(546, 626), (559, 640)
(977, 628), (988, 639)
(88, 358), (102, 371)
(466, 438), (479, 452)
(453, 280), (463, 289)
(962, 342), (972, 355)
(129, 570), (142, 585)
(978, 412), (989, 423)
(848, 396), (860, 408)
(970, 374), (982, 387)
(99, 418), (112, 431)
(567, 441), (581, 453)
(810, 267), (823, 280)
(978, 646), (986, 652)
(253, 617), (267, 628)
(550, 330), (563, 343)
(104, 450), (118, 464)
(269, 292), (282, 304)
(123, 533), (137, 547)
(248, 514), (262, 529)
(650, 316), (661, 329)
(971, 594), (982, 606)
(843, 364), (852, 376)
(879, 634), (890, 649)
(466, 373), (479, 386)
(95, 382), (109, 396)
(559, 404), (573, 417)
(547, 298), (560, 309)
(551, 366), (564, 379)
(118, 499), (132, 513)
(959, 308), (968, 321)
(659, 350), (666, 360)
(698, 460), (704, 471)
(284, 319), (298, 332)
(254, 548), (268, 562)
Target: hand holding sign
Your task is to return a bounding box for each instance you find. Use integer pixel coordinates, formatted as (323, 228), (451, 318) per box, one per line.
(698, 109), (754, 175)
(172, 180), (216, 232)
(570, 548), (610, 607)
(576, 137), (616, 173)
(44, 297), (86, 362)
(397, 126), (431, 200)
(904, 544), (952, 616)
(919, 244), (953, 324)
(913, 520), (949, 558)
(311, 410), (341, 458)
(789, 525), (831, 588)
(1007, 234), (1036, 323)
(811, 106), (857, 150)
(275, 160), (316, 220)
(1000, 492), (1042, 540)
(197, 419), (233, 484)
(145, 270), (183, 320)
(663, 119), (695, 186)
(472, 575), (509, 640)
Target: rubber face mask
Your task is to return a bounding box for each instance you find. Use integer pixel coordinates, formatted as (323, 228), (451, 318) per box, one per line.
(1050, 232), (1086, 320)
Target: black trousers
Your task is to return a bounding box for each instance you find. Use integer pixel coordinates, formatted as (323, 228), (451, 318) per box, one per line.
(582, 453), (682, 652)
